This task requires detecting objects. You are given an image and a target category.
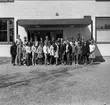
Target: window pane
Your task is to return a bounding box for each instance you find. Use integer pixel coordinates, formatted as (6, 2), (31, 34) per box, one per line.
(96, 17), (110, 42)
(96, 18), (110, 29)
(0, 18), (14, 43)
(9, 19), (14, 42)
(0, 20), (7, 30)
(0, 31), (7, 42)
(9, 28), (14, 42)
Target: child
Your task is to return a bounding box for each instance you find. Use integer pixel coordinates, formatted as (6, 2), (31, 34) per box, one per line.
(65, 41), (72, 65)
(50, 42), (55, 65)
(43, 42), (50, 65)
(10, 42), (17, 66)
(54, 41), (59, 65)
(71, 41), (76, 65)
(32, 42), (37, 65)
(82, 41), (88, 65)
(89, 40), (95, 64)
(60, 39), (66, 65)
(77, 42), (82, 64)
(17, 41), (23, 66)
(37, 43), (43, 65)
(22, 43), (26, 65)
(25, 42), (32, 66)
(74, 44), (78, 65)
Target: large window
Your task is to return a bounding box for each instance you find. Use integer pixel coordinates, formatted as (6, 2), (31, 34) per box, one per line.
(96, 17), (110, 43)
(0, 18), (14, 43)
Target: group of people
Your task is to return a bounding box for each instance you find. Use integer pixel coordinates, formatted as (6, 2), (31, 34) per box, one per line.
(10, 34), (96, 66)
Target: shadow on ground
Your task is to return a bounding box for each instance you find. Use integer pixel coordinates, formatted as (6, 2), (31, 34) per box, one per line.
(0, 66), (82, 89)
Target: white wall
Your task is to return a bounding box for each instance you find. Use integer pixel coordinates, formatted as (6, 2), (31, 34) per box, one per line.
(0, 1), (110, 56)
(18, 25), (27, 41)
(0, 45), (11, 57)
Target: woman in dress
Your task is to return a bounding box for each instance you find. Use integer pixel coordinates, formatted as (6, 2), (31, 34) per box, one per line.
(54, 41), (59, 65)
(37, 42), (43, 65)
(89, 40), (95, 64)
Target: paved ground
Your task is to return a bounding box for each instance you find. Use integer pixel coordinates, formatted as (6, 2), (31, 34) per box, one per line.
(0, 57), (110, 105)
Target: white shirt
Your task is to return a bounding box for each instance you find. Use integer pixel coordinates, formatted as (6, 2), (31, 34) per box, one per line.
(70, 41), (73, 46)
(35, 41), (39, 47)
(75, 41), (78, 46)
(66, 44), (69, 53)
(32, 45), (36, 53)
(43, 45), (49, 54)
(16, 38), (21, 46)
(89, 44), (95, 53)
(50, 45), (55, 56)
(25, 46), (31, 53)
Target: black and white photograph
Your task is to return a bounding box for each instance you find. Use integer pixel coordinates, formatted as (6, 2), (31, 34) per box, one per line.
(0, 0), (110, 105)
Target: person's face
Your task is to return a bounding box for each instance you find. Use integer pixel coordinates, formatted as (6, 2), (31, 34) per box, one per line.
(78, 34), (80, 37)
(46, 36), (48, 40)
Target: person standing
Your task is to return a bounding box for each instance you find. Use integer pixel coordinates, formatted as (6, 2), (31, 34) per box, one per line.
(86, 38), (91, 64)
(17, 41), (23, 66)
(89, 40), (95, 64)
(32, 42), (37, 65)
(22, 43), (26, 65)
(54, 41), (59, 65)
(49, 42), (55, 65)
(60, 38), (66, 65)
(77, 42), (82, 65)
(43, 42), (50, 65)
(16, 35), (21, 64)
(71, 41), (76, 65)
(65, 41), (72, 65)
(37, 43), (43, 65)
(82, 41), (88, 65)
(10, 42), (17, 66)
(25, 42), (32, 66)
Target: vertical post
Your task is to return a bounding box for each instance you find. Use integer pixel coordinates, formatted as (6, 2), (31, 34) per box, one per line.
(7, 19), (10, 43)
(16, 20), (18, 38)
(91, 20), (93, 40)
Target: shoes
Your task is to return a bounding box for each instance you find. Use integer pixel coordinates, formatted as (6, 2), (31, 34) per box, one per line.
(13, 63), (16, 66)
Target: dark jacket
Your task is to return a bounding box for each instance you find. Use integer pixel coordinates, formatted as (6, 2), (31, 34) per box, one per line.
(10, 44), (17, 55)
(59, 43), (66, 54)
(66, 44), (72, 54)
(82, 45), (89, 55)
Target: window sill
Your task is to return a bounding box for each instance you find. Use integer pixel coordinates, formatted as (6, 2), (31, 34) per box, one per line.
(96, 42), (110, 44)
(0, 42), (12, 45)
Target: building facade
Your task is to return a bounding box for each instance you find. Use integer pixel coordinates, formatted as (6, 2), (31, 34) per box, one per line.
(0, 0), (110, 57)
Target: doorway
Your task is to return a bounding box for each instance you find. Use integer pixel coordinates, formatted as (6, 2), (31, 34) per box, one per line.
(27, 30), (63, 42)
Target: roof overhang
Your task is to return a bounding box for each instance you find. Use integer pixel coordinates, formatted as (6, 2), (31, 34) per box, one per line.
(17, 16), (91, 28)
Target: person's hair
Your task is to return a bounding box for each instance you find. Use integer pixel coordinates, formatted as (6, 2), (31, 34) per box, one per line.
(12, 41), (15, 45)
(91, 40), (94, 44)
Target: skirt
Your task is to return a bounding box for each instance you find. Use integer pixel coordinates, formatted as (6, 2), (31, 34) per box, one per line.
(89, 52), (95, 59)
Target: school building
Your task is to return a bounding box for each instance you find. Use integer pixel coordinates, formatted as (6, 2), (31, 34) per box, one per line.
(0, 0), (110, 58)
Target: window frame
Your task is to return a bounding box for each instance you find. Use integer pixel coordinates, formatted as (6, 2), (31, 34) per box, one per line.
(96, 0), (110, 1)
(0, 0), (14, 2)
(0, 18), (14, 44)
(95, 17), (110, 44)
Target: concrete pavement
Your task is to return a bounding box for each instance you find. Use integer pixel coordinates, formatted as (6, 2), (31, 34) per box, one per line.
(0, 57), (110, 105)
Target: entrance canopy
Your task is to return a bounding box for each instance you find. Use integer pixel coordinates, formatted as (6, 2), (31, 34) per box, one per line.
(17, 16), (91, 28)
